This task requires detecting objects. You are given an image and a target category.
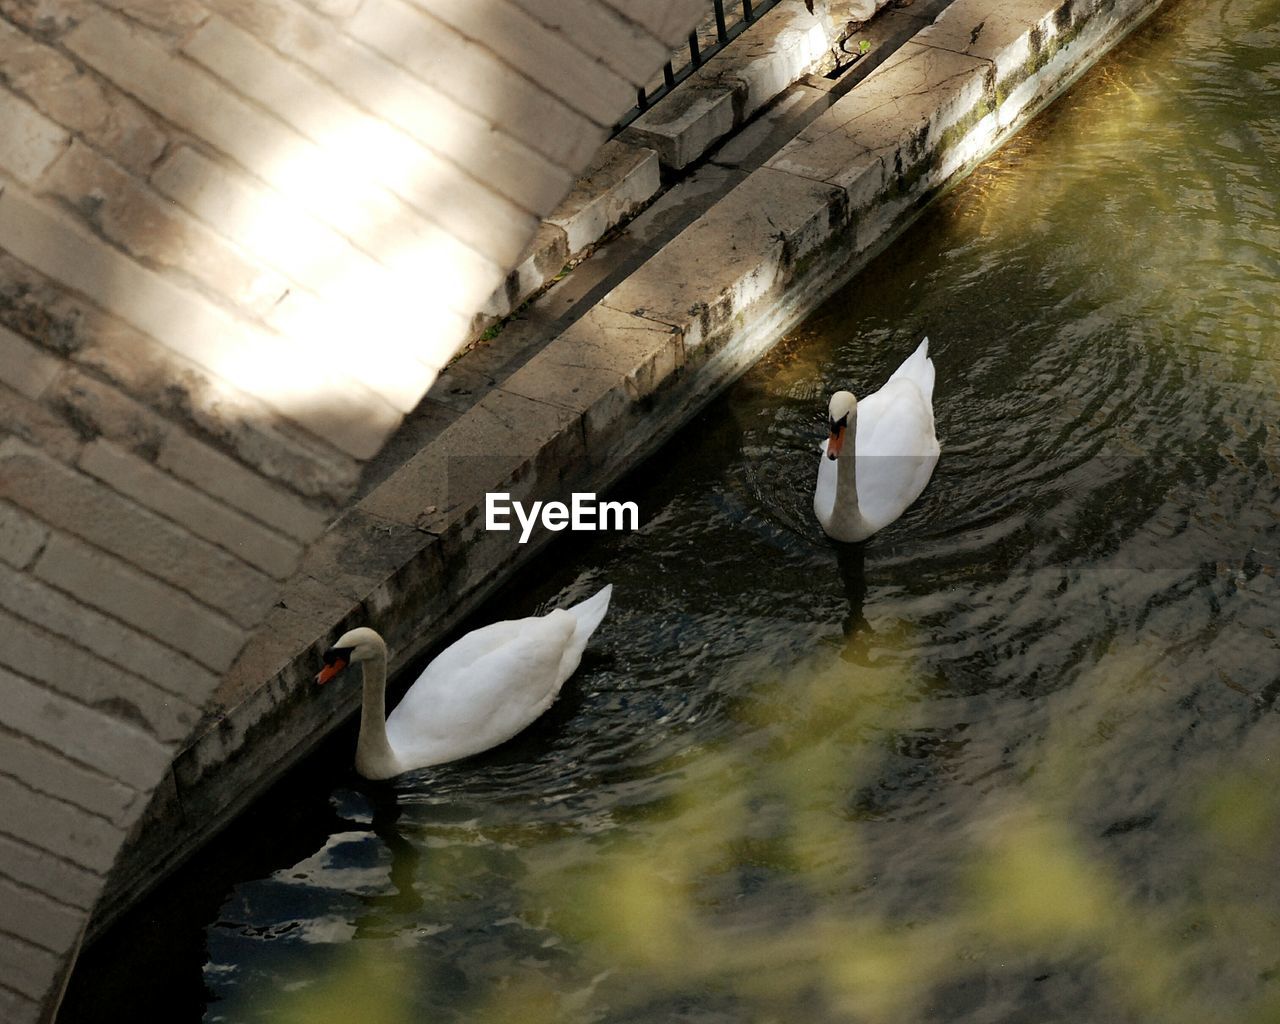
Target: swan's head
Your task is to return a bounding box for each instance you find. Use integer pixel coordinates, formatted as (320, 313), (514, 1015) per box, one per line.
(315, 626), (386, 685)
(827, 391), (857, 460)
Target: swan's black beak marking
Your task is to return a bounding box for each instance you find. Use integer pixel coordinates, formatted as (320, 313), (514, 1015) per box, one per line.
(315, 646), (352, 686)
(827, 414), (848, 460)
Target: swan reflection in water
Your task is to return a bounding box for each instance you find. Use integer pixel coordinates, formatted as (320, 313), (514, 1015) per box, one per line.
(834, 541), (873, 665)
(357, 785), (424, 927)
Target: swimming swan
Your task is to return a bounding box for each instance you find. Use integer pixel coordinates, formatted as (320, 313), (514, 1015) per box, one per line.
(315, 586), (613, 779)
(814, 338), (940, 543)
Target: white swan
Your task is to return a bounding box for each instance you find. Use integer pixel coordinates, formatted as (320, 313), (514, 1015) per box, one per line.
(814, 338), (940, 543)
(315, 585), (613, 779)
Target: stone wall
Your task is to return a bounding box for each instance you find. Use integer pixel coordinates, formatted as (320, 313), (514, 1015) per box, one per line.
(0, 1), (707, 1019)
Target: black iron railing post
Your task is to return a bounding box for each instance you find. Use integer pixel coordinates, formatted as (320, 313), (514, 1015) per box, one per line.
(614, 0), (784, 135)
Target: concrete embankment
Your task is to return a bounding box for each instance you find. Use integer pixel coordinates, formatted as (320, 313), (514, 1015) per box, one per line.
(94, 0), (1169, 933)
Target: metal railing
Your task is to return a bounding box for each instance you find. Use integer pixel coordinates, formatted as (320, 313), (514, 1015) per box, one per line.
(615, 0), (784, 133)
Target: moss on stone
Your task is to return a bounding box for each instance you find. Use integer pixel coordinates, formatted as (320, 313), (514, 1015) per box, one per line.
(998, 13), (1089, 104)
(936, 94), (997, 159)
(789, 220), (857, 285)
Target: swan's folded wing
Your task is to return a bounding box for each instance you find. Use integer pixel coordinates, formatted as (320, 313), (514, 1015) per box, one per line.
(412, 614), (546, 685)
(856, 380), (936, 456)
(887, 337), (935, 404)
(854, 381), (940, 528)
(385, 611), (575, 764)
(556, 584), (612, 683)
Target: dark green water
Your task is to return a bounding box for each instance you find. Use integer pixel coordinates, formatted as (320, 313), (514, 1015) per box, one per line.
(64, 1), (1279, 1020)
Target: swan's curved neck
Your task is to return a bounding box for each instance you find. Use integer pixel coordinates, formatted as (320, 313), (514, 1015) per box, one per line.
(829, 410), (871, 540)
(355, 649), (400, 780)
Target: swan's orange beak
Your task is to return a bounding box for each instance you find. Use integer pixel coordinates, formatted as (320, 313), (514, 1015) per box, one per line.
(315, 649), (349, 685)
(827, 423), (846, 460)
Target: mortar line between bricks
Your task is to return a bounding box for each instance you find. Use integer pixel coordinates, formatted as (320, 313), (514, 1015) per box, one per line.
(152, 446), (335, 549)
(344, 11), (601, 174)
(13, 142), (330, 381)
(0, 722), (141, 819)
(0, 976), (39, 1007)
(64, 10), (522, 294)
(21, 527), (51, 574)
(502, 1), (669, 83)
(1, 591), (204, 706)
(39, 180), (306, 338)
(0, 819), (103, 875)
(0, 830), (102, 885)
(0, 923), (60, 959)
(13, 47), (484, 404)
(0, 742), (141, 829)
(405, 6), (618, 132)
(177, 16), (551, 228)
(0, 861), (91, 916)
(77, 452), (302, 583)
(32, 527), (247, 661)
(0, 637), (187, 748)
(0, 977), (36, 998)
(198, 11), (586, 190)
(175, 10), (215, 51)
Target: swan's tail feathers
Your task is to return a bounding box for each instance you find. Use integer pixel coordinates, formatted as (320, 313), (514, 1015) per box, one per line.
(890, 336), (935, 403)
(556, 585), (613, 684)
(568, 584), (613, 642)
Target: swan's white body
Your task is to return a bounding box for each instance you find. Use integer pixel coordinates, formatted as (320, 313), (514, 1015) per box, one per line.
(319, 586), (612, 780)
(814, 338), (940, 543)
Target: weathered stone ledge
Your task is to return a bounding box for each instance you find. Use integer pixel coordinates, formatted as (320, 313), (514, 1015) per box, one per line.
(93, 0), (1169, 935)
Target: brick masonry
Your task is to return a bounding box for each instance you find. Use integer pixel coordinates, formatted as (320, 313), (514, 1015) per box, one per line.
(0, 0), (709, 1019)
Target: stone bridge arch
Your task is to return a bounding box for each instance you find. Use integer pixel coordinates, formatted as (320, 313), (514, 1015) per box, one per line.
(0, 1), (706, 1018)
